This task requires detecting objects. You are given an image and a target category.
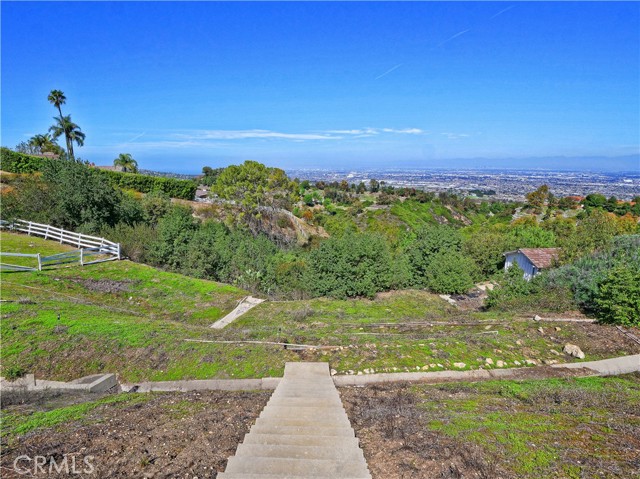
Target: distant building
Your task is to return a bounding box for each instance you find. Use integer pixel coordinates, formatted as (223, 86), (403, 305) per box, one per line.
(503, 248), (560, 280)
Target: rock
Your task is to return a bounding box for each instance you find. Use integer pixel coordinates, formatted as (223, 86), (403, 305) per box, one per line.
(330, 368), (337, 376)
(525, 359), (537, 365)
(453, 362), (466, 369)
(437, 364), (444, 368)
(513, 360), (521, 366)
(422, 365), (429, 370)
(555, 327), (561, 331)
(357, 371), (363, 375)
(543, 359), (559, 365)
(550, 349), (561, 356)
(484, 325), (492, 330)
(496, 360), (506, 368)
(516, 340), (523, 346)
(534, 315), (542, 321)
(563, 343), (585, 359)
(429, 364), (437, 368)
(485, 358), (494, 365)
(537, 327), (545, 334)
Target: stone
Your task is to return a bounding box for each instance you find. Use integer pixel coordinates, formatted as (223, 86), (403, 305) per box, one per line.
(534, 315), (542, 321)
(555, 327), (561, 331)
(563, 343), (585, 359)
(537, 327), (544, 334)
(429, 364), (437, 368)
(437, 364), (444, 368)
(453, 362), (466, 369)
(516, 340), (523, 346)
(513, 360), (521, 366)
(496, 360), (506, 368)
(330, 369), (337, 376)
(485, 358), (494, 365)
(550, 349), (561, 356)
(525, 359), (537, 365)
(422, 365), (429, 370)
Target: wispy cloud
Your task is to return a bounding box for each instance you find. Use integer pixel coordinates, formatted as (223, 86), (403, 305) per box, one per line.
(441, 132), (470, 140)
(175, 129), (341, 141)
(328, 127), (425, 136)
(437, 29), (470, 47)
(374, 63), (403, 80)
(491, 5), (515, 19)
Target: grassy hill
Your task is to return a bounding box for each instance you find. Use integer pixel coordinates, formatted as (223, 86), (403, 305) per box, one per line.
(2, 231), (638, 383)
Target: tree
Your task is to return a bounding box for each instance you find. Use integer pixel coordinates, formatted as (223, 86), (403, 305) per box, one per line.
(525, 184), (549, 210)
(424, 251), (478, 294)
(28, 133), (63, 155)
(49, 115), (85, 159)
(369, 179), (380, 193)
(113, 153), (138, 173)
(407, 225), (463, 286)
(48, 89), (66, 118)
(212, 160), (296, 211)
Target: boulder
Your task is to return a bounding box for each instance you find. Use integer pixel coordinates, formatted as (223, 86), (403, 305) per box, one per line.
(563, 343), (585, 359)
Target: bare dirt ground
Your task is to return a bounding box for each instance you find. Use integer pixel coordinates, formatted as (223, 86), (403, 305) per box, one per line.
(340, 376), (640, 479)
(1, 390), (269, 479)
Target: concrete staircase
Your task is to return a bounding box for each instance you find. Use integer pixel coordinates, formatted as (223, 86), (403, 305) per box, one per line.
(218, 362), (371, 479)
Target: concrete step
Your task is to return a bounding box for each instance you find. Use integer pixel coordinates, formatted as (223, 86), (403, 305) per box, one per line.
(249, 424), (355, 437)
(266, 397), (343, 407)
(224, 456), (370, 477)
(254, 417), (351, 428)
(241, 433), (360, 448)
(284, 362), (331, 377)
(218, 474), (368, 479)
(234, 443), (365, 461)
(259, 405), (349, 417)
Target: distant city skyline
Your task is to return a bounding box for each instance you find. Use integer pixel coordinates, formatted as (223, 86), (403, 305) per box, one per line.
(2, 2), (639, 173)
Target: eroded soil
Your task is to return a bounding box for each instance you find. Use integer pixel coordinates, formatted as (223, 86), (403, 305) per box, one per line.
(1, 390), (269, 479)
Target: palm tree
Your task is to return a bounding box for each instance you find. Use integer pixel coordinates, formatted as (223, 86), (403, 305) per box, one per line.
(48, 90), (66, 118)
(28, 133), (62, 155)
(49, 115), (85, 159)
(113, 153), (138, 173)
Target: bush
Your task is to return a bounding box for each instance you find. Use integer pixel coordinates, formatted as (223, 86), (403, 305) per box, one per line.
(0, 147), (48, 173)
(595, 264), (640, 326)
(407, 225), (464, 287)
(100, 222), (157, 263)
(306, 232), (393, 298)
(424, 251), (478, 294)
(98, 169), (196, 200)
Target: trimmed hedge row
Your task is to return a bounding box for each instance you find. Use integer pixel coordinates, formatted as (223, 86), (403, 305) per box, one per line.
(0, 147), (49, 173)
(97, 170), (197, 200)
(0, 147), (197, 200)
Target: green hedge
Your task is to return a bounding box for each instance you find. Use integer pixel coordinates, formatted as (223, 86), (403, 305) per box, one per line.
(0, 147), (197, 200)
(97, 170), (197, 200)
(0, 147), (49, 173)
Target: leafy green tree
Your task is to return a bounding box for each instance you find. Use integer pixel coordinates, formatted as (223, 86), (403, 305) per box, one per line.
(113, 153), (138, 173)
(525, 184), (549, 210)
(595, 264), (640, 326)
(584, 193), (607, 209)
(149, 205), (197, 269)
(41, 158), (121, 233)
(463, 229), (510, 277)
(141, 191), (172, 225)
(306, 232), (393, 298)
(49, 115), (85, 159)
(212, 160), (296, 211)
(200, 166), (224, 186)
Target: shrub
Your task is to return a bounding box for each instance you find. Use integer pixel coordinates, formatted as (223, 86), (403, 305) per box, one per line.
(306, 232), (393, 299)
(595, 264), (640, 326)
(424, 251), (478, 294)
(98, 169), (196, 200)
(407, 225), (464, 287)
(0, 147), (48, 173)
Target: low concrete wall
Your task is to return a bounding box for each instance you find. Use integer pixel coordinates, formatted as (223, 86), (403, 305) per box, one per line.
(132, 377), (281, 393)
(0, 374), (117, 393)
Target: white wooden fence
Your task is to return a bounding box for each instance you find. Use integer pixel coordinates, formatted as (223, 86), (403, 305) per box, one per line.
(0, 219), (121, 271)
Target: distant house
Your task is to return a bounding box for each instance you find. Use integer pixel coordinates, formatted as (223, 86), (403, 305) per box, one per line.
(503, 248), (560, 280)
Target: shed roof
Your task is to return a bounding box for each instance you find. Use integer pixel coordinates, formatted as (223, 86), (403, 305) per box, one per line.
(509, 248), (560, 269)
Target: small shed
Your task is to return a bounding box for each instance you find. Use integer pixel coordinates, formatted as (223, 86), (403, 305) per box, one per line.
(503, 248), (560, 280)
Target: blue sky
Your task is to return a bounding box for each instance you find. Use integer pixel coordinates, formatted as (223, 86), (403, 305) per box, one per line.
(2, 1), (639, 173)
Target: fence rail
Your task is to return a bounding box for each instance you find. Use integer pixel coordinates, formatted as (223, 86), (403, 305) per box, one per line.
(0, 220), (121, 271)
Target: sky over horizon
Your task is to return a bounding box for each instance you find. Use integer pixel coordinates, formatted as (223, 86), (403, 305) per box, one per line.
(2, 1), (639, 174)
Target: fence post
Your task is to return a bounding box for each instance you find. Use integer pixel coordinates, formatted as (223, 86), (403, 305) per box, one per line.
(28, 222), (32, 236)
(80, 248), (84, 266)
(37, 253), (42, 271)
(117, 243), (121, 260)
